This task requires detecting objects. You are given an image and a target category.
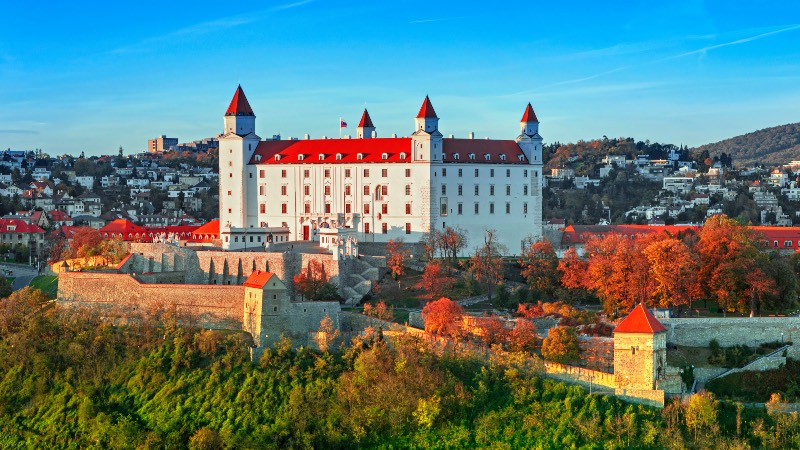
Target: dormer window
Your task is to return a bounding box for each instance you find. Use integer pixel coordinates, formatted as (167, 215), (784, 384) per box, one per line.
(484, 154), (491, 161)
(453, 153), (460, 160)
(400, 152), (407, 160)
(500, 154), (506, 161)
(518, 154), (526, 161)
(255, 154), (262, 162)
(382, 153), (388, 160)
(318, 154), (325, 161)
(298, 154), (305, 161)
(357, 153), (364, 160)
(469, 153), (475, 160)
(336, 153), (343, 160)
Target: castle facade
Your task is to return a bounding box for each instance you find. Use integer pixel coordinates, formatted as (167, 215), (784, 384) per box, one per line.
(218, 86), (544, 253)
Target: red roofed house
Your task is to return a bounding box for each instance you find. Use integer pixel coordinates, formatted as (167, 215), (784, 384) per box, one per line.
(217, 85), (544, 253)
(614, 304), (667, 395)
(0, 218), (46, 257)
(242, 270), (340, 359)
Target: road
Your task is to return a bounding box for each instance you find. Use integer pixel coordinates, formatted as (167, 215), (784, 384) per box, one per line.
(0, 262), (40, 291)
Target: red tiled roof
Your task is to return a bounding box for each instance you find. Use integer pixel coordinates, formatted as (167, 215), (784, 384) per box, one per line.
(416, 96), (438, 119)
(47, 209), (72, 221)
(358, 109), (374, 128)
(442, 139), (528, 164)
(0, 218), (45, 234)
(100, 219), (200, 242)
(225, 85), (254, 116)
(561, 224), (700, 245)
(191, 220), (220, 241)
(249, 137), (527, 165)
(59, 226), (81, 239)
(521, 103), (538, 122)
(243, 270), (275, 288)
(614, 304), (666, 334)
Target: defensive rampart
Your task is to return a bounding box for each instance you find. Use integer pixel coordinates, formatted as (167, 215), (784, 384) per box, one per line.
(660, 317), (800, 349)
(58, 272), (243, 329)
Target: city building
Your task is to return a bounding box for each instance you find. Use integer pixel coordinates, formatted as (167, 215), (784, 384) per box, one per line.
(147, 135), (179, 153)
(218, 86), (544, 253)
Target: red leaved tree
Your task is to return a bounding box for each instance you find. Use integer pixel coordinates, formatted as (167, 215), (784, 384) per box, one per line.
(421, 297), (464, 339)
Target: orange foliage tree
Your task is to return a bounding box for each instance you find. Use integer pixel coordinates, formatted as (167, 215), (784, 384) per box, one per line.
(417, 260), (452, 300)
(386, 239), (410, 285)
(293, 260), (327, 301)
(421, 297), (463, 339)
(474, 314), (509, 346)
(642, 238), (698, 309)
(508, 318), (538, 352)
(519, 240), (560, 296)
(557, 247), (588, 290)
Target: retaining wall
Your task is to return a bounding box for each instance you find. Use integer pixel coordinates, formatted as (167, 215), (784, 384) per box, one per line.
(660, 317), (800, 348)
(57, 272), (243, 329)
(544, 362), (616, 390)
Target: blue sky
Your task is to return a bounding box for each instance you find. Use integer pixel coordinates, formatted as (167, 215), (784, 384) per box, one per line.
(1, 0), (799, 156)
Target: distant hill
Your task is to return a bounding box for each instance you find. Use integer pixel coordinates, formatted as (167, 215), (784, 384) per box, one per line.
(693, 123), (800, 167)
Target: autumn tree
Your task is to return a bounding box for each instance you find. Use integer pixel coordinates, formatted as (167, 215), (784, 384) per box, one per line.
(0, 286), (49, 334)
(386, 238), (410, 286)
(684, 391), (719, 442)
(420, 230), (440, 261)
(437, 226), (467, 269)
(417, 260), (452, 300)
(474, 314), (508, 346)
(582, 234), (650, 314)
(469, 229), (507, 303)
(508, 318), (538, 352)
(66, 227), (103, 259)
(519, 240), (560, 297)
(421, 297), (463, 339)
(642, 238), (698, 310)
(541, 326), (580, 364)
(293, 259), (328, 301)
(557, 247), (588, 290)
(314, 314), (339, 352)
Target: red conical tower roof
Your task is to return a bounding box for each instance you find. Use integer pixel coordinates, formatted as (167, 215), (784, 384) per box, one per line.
(521, 103), (538, 122)
(225, 85), (254, 116)
(614, 304), (666, 334)
(358, 109), (374, 128)
(416, 95), (438, 119)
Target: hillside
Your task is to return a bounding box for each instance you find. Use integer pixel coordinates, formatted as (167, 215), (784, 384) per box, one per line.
(693, 122), (800, 167)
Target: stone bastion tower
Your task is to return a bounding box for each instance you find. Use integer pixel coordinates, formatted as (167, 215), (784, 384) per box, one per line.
(613, 304), (668, 392)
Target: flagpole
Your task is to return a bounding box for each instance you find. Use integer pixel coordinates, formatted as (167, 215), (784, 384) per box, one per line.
(339, 117), (342, 139)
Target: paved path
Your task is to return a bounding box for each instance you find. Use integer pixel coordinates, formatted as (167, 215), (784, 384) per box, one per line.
(0, 263), (40, 291)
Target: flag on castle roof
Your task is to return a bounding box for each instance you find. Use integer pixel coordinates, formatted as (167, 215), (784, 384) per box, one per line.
(614, 303), (666, 334)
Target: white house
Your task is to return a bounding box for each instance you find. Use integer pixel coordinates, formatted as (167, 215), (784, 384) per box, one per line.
(217, 86), (544, 253)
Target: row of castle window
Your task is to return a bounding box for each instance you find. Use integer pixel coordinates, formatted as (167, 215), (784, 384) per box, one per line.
(440, 202), (527, 216)
(256, 168), (538, 179)
(249, 183), (530, 198)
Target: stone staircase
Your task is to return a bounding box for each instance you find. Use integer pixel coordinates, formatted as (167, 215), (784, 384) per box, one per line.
(341, 257), (384, 305)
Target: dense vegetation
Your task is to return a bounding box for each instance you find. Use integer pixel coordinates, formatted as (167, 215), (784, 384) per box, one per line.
(4, 288), (799, 449)
(693, 122), (800, 167)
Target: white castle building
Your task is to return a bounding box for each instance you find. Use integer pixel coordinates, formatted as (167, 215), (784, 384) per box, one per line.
(218, 85), (543, 254)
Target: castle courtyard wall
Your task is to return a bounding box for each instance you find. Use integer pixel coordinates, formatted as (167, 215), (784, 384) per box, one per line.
(660, 317), (800, 349)
(58, 272), (243, 329)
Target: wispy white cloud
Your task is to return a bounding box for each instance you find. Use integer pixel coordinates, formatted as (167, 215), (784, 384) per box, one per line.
(659, 23), (800, 61)
(110, 1), (314, 54)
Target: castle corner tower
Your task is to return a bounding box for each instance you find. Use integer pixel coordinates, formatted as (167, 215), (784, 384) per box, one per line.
(356, 109), (375, 139)
(219, 85), (261, 249)
(411, 96), (443, 161)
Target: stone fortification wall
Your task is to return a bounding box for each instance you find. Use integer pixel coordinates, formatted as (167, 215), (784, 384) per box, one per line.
(614, 388), (665, 408)
(660, 317), (800, 348)
(58, 272), (243, 329)
(359, 242), (424, 258)
(544, 362), (616, 390)
(134, 271), (185, 284)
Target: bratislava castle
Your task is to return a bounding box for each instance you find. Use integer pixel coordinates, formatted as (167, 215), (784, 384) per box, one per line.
(218, 86), (543, 253)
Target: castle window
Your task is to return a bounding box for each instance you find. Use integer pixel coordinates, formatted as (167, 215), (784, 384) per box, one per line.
(304, 203), (311, 213)
(255, 154), (262, 162)
(458, 185), (463, 196)
(457, 203), (463, 215)
(281, 185), (287, 195)
(382, 223), (387, 234)
(259, 170), (265, 178)
(442, 184), (447, 195)
(400, 152), (407, 160)
(274, 306), (278, 312)
(318, 154), (325, 161)
(453, 153), (460, 160)
(405, 185), (411, 195)
(406, 223), (411, 234)
(382, 169), (388, 177)
(475, 169), (479, 177)
(345, 169), (351, 177)
(490, 185), (495, 196)
(325, 203), (331, 213)
(281, 204), (287, 214)
(260, 204), (266, 213)
(304, 169), (310, 178)
(281, 170), (287, 178)
(336, 153), (343, 160)
(490, 169), (495, 177)
(405, 169), (411, 177)
(474, 203), (479, 214)
(489, 203), (494, 214)
(631, 347), (636, 355)
(304, 185), (310, 196)
(382, 186), (388, 196)
(505, 202), (510, 214)
(442, 168), (447, 177)
(500, 154), (506, 161)
(345, 185), (351, 196)
(298, 154), (305, 161)
(357, 153), (364, 160)
(458, 169), (463, 177)
(406, 203), (412, 214)
(364, 169), (369, 177)
(345, 203), (351, 213)
(523, 203), (528, 214)
(381, 203), (388, 214)
(484, 154), (491, 161)
(364, 204), (370, 214)
(275, 155), (281, 161)
(324, 186), (331, 195)
(524, 170), (528, 177)
(506, 169), (511, 177)
(364, 185), (370, 195)
(506, 185), (511, 196)
(469, 153), (475, 160)
(324, 169), (330, 178)
(518, 154), (525, 161)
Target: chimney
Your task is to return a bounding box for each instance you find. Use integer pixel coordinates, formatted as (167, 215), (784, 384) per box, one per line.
(449, 134), (454, 139)
(468, 132), (474, 139)
(304, 133), (310, 140)
(371, 130), (377, 138)
(391, 133), (397, 138)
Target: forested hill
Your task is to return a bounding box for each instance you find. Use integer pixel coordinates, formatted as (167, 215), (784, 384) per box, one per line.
(693, 122), (800, 167)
